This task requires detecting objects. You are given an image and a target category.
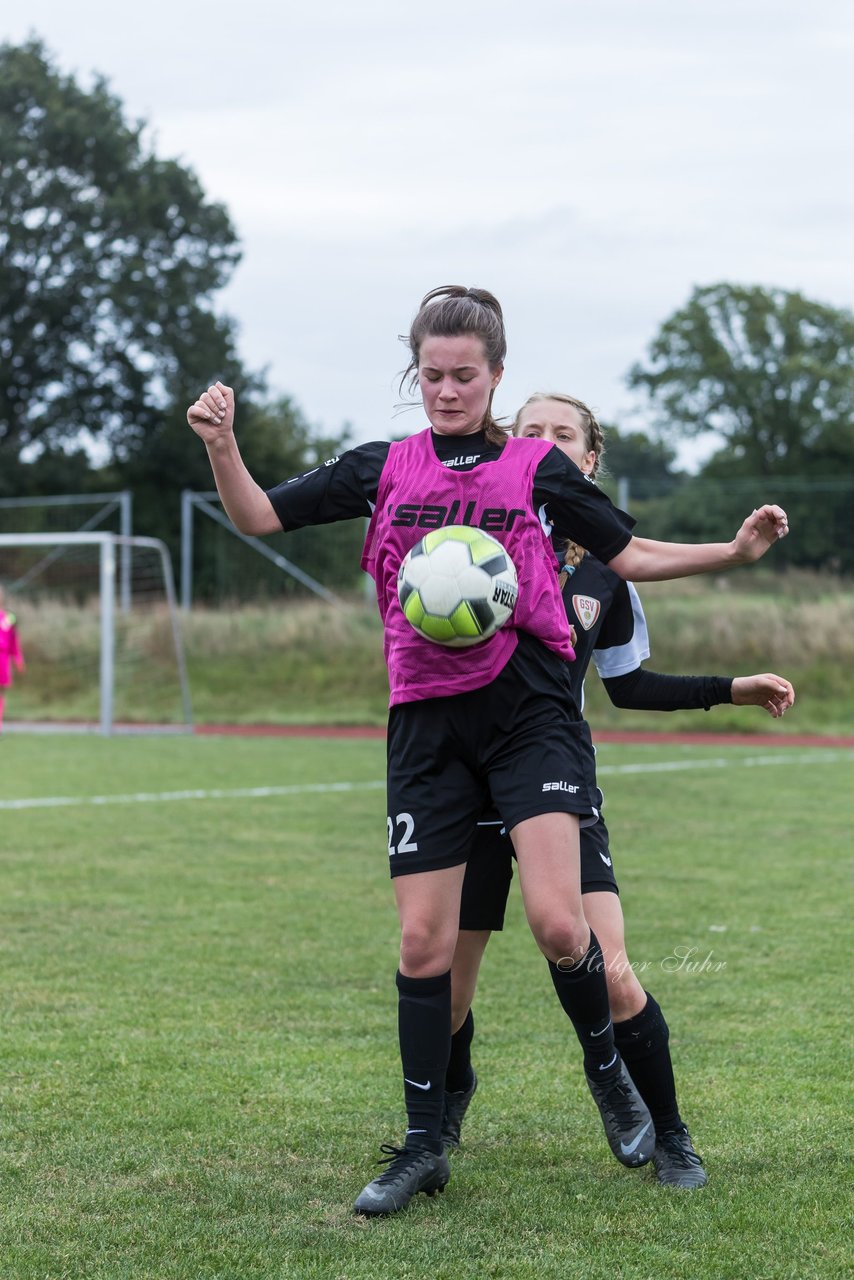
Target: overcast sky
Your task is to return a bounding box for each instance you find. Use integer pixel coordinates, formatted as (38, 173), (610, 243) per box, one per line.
(5, 1), (853, 467)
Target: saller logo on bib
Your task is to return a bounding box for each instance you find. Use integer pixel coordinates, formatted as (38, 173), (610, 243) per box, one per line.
(390, 501), (526, 532)
(572, 594), (601, 630)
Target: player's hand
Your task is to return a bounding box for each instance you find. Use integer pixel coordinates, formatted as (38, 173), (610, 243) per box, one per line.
(187, 382), (235, 446)
(731, 673), (795, 718)
(731, 505), (789, 563)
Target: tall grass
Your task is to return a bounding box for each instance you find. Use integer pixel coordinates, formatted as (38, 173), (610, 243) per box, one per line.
(6, 573), (853, 732)
(582, 571), (854, 735)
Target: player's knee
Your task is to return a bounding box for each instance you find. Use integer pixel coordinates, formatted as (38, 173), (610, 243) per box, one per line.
(449, 974), (472, 1026)
(451, 994), (471, 1031)
(399, 919), (456, 977)
(530, 914), (590, 965)
(605, 963), (647, 1021)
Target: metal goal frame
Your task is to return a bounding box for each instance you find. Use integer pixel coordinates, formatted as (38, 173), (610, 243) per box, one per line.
(0, 532), (192, 735)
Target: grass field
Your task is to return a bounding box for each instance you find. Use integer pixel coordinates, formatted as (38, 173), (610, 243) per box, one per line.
(0, 733), (851, 1279)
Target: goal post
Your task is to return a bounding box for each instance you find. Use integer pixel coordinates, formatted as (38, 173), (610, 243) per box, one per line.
(179, 489), (342, 609)
(0, 533), (192, 735)
(0, 491), (134, 611)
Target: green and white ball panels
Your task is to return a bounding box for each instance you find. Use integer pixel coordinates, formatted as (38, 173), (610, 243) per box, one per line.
(397, 526), (519, 647)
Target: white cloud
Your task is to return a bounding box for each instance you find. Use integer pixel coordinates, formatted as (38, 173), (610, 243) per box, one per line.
(4, 0), (853, 459)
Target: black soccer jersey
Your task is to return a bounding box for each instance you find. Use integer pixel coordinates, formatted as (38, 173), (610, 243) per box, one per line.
(263, 429), (732, 713)
(264, 430), (634, 566)
(558, 554), (644, 709)
(560, 552), (732, 713)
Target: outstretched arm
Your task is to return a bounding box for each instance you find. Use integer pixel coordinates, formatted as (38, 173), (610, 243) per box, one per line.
(609, 505), (789, 582)
(187, 383), (282, 535)
(603, 668), (794, 718)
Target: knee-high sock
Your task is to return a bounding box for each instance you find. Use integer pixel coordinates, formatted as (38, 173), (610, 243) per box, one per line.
(613, 992), (682, 1133)
(547, 931), (620, 1080)
(396, 969), (451, 1154)
(445, 1009), (475, 1093)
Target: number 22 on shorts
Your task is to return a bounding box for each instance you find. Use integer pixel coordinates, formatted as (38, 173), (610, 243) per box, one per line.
(388, 812), (419, 857)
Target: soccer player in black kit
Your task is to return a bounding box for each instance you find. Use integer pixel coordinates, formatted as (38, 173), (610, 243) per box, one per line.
(441, 392), (795, 1188)
(188, 286), (790, 1217)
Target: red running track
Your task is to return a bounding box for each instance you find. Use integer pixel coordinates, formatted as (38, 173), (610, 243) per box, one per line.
(194, 724), (854, 748)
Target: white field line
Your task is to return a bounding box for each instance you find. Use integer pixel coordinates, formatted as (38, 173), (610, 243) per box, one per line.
(0, 752), (847, 812)
(596, 751), (849, 775)
(0, 781), (386, 812)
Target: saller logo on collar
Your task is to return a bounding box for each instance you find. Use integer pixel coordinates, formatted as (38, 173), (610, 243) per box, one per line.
(390, 502), (526, 532)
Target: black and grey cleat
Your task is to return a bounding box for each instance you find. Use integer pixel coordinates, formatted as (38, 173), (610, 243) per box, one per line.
(652, 1126), (708, 1188)
(353, 1144), (451, 1217)
(585, 1061), (656, 1167)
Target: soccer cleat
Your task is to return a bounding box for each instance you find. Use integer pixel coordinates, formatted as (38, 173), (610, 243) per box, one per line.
(441, 1069), (478, 1150)
(353, 1144), (450, 1217)
(652, 1126), (708, 1188)
(585, 1061), (656, 1166)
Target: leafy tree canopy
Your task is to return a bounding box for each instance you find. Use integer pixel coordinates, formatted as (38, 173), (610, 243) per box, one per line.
(0, 39), (363, 591)
(0, 37), (241, 462)
(627, 283), (854, 477)
(122, 393), (353, 546)
(598, 423), (680, 497)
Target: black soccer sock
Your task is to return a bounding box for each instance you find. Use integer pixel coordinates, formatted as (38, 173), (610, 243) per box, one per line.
(613, 991), (682, 1133)
(396, 969), (451, 1154)
(445, 1008), (475, 1094)
(547, 931), (620, 1080)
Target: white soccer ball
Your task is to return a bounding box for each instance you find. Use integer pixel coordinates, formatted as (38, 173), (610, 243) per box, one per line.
(397, 525), (518, 647)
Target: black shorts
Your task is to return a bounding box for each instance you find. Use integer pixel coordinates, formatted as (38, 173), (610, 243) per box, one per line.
(385, 634), (598, 878)
(458, 814), (619, 932)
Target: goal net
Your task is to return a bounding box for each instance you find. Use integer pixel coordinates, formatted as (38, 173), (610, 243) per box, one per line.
(0, 533), (192, 734)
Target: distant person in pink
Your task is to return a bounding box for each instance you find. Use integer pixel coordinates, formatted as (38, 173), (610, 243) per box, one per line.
(0, 585), (25, 731)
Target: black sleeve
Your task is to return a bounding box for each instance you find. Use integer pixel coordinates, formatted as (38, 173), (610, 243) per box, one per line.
(265, 441), (389, 531)
(533, 447), (635, 564)
(602, 667), (734, 712)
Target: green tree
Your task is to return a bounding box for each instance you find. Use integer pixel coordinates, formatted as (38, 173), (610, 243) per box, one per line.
(0, 38), (240, 462)
(598, 424), (681, 502)
(0, 38), (362, 592)
(627, 283), (854, 477)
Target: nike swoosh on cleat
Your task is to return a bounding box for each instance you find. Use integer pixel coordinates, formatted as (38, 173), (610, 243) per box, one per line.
(620, 1121), (653, 1156)
(590, 1020), (612, 1038)
(404, 1078), (432, 1091)
(598, 1052), (619, 1071)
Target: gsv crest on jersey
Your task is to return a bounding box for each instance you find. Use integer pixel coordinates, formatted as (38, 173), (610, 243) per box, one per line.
(572, 594), (601, 630)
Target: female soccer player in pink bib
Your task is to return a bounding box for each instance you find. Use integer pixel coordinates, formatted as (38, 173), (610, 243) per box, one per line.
(188, 286), (789, 1216)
